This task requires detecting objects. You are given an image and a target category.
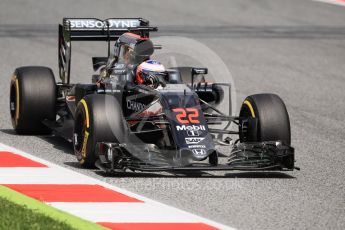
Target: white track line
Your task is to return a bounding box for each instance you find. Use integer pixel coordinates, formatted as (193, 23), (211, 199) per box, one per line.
(0, 143), (234, 230)
(50, 202), (206, 223)
(312, 0), (345, 6)
(0, 168), (95, 184)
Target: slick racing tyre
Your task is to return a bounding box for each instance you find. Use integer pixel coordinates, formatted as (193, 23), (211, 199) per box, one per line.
(10, 66), (56, 134)
(73, 94), (126, 167)
(239, 93), (291, 145)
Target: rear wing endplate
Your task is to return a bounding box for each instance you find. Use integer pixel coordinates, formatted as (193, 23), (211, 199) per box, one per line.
(58, 18), (153, 83)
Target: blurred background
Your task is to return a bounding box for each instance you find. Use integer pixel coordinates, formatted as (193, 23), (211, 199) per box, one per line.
(0, 1), (344, 229)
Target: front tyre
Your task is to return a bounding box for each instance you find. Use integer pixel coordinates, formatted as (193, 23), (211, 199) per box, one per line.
(73, 94), (126, 167)
(239, 93), (291, 145)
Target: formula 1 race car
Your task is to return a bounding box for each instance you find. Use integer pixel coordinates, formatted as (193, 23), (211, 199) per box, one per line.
(9, 18), (297, 173)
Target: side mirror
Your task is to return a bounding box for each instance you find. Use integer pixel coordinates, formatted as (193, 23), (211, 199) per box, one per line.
(92, 57), (108, 71)
(191, 67), (208, 85)
(192, 68), (208, 75)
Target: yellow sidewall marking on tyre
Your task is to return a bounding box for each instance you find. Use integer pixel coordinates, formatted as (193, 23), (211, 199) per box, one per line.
(244, 100), (255, 118)
(81, 131), (89, 159)
(78, 99), (90, 164)
(80, 99), (90, 128)
(15, 78), (20, 124)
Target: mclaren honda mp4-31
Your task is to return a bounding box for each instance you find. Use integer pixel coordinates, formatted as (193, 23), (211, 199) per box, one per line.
(10, 18), (298, 173)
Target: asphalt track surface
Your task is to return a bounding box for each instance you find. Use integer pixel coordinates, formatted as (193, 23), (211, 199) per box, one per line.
(0, 0), (344, 229)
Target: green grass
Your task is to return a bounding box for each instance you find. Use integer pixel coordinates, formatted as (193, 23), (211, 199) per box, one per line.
(0, 196), (76, 230)
(0, 186), (107, 230)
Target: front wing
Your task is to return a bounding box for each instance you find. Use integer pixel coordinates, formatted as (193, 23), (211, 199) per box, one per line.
(95, 141), (297, 173)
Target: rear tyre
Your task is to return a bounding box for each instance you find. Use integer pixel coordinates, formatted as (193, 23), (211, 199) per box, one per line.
(73, 94), (126, 168)
(239, 93), (291, 145)
(10, 66), (56, 134)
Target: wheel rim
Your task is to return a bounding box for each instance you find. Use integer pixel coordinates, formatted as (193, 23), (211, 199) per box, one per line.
(239, 99), (257, 142)
(10, 84), (16, 120)
(74, 109), (87, 158)
(10, 79), (19, 126)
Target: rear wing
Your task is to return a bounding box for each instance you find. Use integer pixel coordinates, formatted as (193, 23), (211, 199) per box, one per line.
(58, 18), (155, 83)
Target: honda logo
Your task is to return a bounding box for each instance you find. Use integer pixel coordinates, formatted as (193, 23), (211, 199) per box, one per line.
(192, 149), (206, 156)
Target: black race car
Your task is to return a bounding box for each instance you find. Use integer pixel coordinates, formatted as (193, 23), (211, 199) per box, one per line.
(10, 18), (297, 173)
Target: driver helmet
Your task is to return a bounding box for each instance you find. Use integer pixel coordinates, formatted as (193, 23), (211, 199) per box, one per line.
(136, 60), (166, 87)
